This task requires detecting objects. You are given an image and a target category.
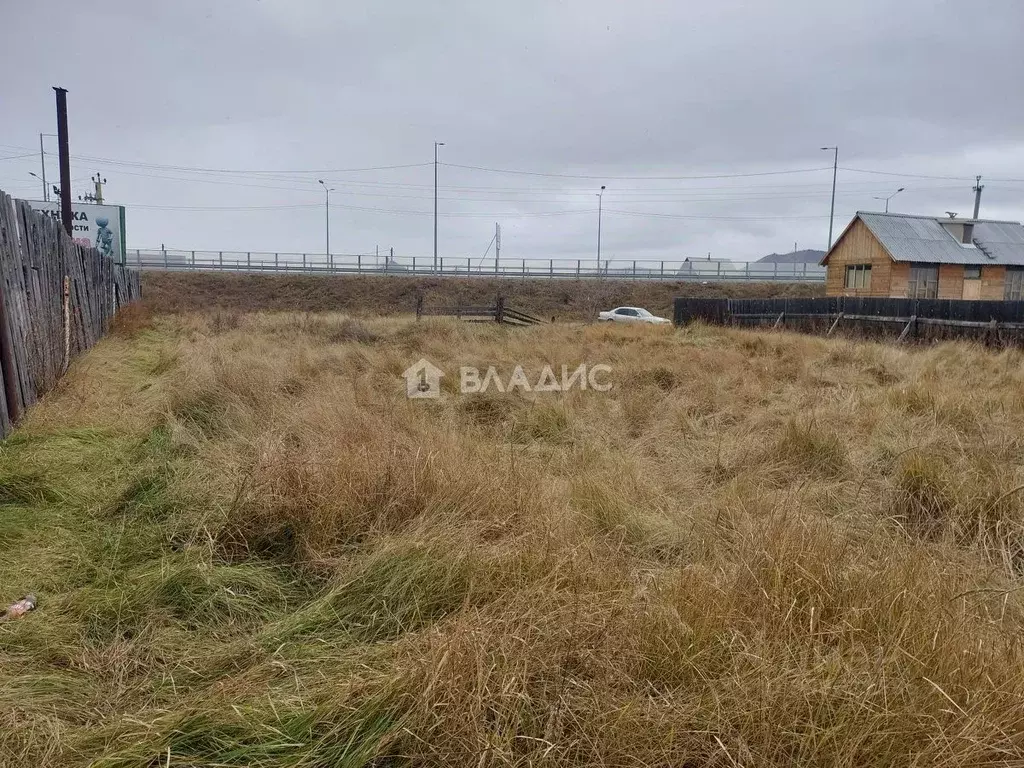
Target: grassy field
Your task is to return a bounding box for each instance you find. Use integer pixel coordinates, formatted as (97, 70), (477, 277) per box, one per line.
(141, 271), (823, 320)
(2, 308), (1024, 766)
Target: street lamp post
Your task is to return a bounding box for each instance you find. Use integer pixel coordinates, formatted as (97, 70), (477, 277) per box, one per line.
(597, 185), (606, 275)
(37, 133), (56, 202)
(28, 172), (46, 200)
(434, 141), (444, 273)
(821, 146), (838, 250)
(318, 179), (334, 265)
(873, 187), (905, 213)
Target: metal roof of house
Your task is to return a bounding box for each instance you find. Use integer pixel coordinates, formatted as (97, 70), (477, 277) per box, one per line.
(841, 212), (1024, 266)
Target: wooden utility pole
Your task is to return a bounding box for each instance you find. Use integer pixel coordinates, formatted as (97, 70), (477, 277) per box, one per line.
(53, 87), (73, 236)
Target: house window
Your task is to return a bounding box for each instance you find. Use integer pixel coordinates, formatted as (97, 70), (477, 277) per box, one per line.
(1006, 268), (1024, 301)
(845, 264), (872, 289)
(908, 264), (939, 298)
(964, 265), (982, 279)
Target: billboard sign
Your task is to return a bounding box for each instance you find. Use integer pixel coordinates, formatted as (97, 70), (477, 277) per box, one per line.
(26, 201), (126, 263)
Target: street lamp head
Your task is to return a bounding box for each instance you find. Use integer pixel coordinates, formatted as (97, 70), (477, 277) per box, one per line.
(896, 187), (905, 193)
(318, 179), (325, 185)
(600, 185), (606, 191)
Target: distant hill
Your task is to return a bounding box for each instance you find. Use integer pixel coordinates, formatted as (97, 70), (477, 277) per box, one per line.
(757, 249), (825, 264)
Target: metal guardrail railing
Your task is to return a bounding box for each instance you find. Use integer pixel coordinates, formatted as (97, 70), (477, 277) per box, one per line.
(126, 249), (827, 282)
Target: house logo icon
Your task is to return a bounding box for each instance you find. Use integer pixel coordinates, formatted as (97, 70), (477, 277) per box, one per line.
(403, 358), (444, 399)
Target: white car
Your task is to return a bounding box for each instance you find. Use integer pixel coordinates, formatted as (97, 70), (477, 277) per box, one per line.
(598, 306), (671, 324)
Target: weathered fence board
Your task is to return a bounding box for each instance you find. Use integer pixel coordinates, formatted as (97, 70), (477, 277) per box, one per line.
(415, 294), (544, 326)
(0, 189), (141, 438)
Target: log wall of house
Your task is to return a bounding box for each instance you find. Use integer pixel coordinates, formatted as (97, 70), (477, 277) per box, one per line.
(938, 265), (964, 299)
(889, 263), (910, 297)
(824, 219), (893, 297)
(982, 265), (1006, 300)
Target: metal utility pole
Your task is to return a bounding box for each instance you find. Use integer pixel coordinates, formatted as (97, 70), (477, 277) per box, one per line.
(972, 176), (984, 219)
(495, 222), (501, 274)
(54, 87), (73, 237)
(596, 185), (606, 274)
(318, 179), (333, 259)
(433, 141), (444, 272)
(821, 146), (838, 249)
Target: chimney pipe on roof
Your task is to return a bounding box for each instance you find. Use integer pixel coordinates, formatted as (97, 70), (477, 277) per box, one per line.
(963, 176), (984, 244)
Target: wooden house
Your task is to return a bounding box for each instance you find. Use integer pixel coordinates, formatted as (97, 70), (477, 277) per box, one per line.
(820, 212), (1024, 299)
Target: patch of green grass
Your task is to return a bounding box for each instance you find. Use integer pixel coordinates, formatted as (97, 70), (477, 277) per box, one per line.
(172, 391), (228, 436)
(72, 553), (299, 643)
(0, 505), (37, 548)
(0, 467), (61, 505)
(267, 542), (473, 645)
(90, 689), (405, 768)
(110, 471), (176, 522)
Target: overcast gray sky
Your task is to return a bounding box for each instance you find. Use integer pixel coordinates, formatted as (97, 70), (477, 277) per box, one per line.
(2, 0), (1024, 267)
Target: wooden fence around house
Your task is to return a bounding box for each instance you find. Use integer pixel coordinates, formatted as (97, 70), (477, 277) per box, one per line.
(0, 190), (141, 438)
(415, 294), (544, 326)
(674, 296), (1024, 346)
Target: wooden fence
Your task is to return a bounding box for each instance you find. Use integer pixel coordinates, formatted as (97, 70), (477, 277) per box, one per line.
(674, 296), (1024, 346)
(415, 294), (544, 326)
(0, 190), (141, 437)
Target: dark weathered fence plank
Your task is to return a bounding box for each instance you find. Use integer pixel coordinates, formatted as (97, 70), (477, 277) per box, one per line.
(673, 295), (1024, 346)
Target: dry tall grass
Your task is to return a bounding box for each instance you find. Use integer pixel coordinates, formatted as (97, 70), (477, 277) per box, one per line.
(2, 312), (1024, 766)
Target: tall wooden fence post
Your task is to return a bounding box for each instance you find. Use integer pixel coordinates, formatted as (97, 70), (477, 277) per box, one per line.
(0, 276), (21, 425)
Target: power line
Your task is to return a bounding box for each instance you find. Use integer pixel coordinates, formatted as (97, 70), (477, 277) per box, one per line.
(87, 165), (963, 203)
(0, 144), (430, 176)
(841, 167), (978, 181)
(10, 138), (1024, 185)
(842, 166), (1024, 183)
(605, 208), (830, 221)
(98, 167), (322, 194)
(69, 155), (432, 176)
(114, 200), (594, 216)
(129, 202), (322, 211)
(440, 162), (834, 180)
